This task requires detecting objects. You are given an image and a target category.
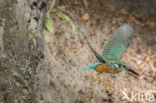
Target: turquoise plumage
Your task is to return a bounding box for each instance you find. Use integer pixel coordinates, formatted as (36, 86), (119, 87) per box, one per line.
(85, 24), (139, 76)
(85, 62), (103, 71)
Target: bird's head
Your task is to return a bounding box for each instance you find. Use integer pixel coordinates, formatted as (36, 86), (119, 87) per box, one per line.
(110, 61), (129, 71)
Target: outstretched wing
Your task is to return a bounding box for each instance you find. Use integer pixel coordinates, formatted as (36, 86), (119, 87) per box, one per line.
(103, 24), (134, 61)
(87, 41), (105, 63)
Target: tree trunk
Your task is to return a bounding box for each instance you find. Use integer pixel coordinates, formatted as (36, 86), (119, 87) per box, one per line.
(0, 0), (46, 102)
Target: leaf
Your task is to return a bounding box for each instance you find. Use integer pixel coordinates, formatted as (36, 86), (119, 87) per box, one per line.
(45, 0), (56, 33)
(48, 0), (56, 13)
(46, 16), (54, 33)
(57, 12), (75, 32)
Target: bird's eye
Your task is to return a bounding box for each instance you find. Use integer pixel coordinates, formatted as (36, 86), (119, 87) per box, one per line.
(122, 65), (126, 68)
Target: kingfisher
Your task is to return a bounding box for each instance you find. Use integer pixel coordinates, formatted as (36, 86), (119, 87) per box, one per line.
(85, 24), (139, 76)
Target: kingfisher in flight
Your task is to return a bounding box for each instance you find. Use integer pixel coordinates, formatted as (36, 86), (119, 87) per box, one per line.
(85, 24), (139, 76)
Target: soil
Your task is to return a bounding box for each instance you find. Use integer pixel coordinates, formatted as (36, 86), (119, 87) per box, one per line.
(42, 0), (156, 103)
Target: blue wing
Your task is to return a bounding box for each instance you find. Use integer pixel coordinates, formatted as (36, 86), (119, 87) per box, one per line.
(103, 23), (134, 61)
(87, 41), (105, 63)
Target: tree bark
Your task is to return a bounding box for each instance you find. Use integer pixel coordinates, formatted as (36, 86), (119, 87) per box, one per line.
(0, 0), (46, 102)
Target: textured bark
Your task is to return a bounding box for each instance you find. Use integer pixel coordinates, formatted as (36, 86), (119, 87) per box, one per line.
(0, 0), (46, 103)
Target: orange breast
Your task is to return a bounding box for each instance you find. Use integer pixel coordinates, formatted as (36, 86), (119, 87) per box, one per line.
(95, 64), (120, 73)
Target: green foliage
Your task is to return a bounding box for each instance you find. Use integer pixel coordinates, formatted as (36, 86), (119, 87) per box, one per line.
(45, 0), (56, 33)
(46, 14), (54, 33)
(48, 0), (56, 13)
(57, 12), (75, 32)
(45, 0), (75, 33)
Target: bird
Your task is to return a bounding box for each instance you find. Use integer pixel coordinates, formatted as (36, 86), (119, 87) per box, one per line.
(85, 23), (139, 76)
